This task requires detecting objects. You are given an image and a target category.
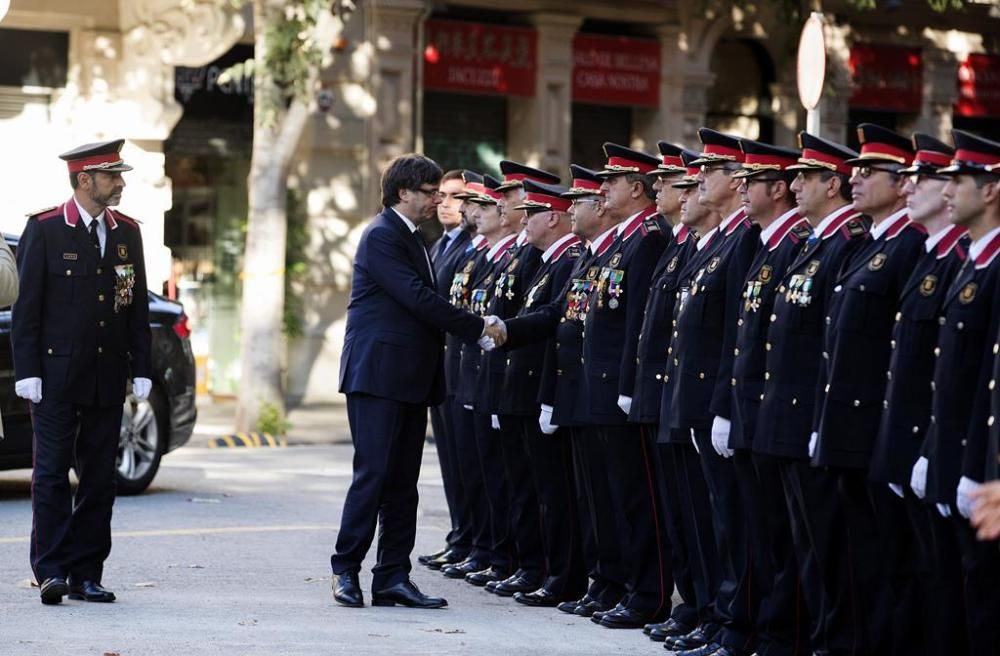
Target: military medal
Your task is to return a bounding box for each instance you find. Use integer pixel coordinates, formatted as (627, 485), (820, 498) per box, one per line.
(113, 264), (135, 313)
(805, 260), (820, 276)
(525, 274), (548, 308)
(505, 275), (516, 300)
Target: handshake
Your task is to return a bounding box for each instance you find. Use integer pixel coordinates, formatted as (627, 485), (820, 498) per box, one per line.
(477, 316), (508, 351)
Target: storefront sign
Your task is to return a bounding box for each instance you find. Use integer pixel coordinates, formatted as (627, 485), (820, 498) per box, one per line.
(955, 54), (1000, 117)
(423, 19), (537, 97)
(848, 44), (922, 112)
(572, 34), (661, 107)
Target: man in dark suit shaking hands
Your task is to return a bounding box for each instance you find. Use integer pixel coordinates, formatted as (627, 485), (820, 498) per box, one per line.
(332, 154), (494, 609)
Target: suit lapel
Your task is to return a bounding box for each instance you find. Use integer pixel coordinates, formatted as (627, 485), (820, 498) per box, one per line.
(385, 209), (433, 286)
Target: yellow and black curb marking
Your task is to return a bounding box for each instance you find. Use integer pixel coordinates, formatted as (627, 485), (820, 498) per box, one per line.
(208, 433), (287, 449)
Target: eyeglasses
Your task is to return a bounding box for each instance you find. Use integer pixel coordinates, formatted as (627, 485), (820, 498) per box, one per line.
(744, 177), (784, 185)
(413, 187), (445, 199)
(700, 164), (735, 176)
(570, 198), (603, 209)
(852, 165), (901, 179)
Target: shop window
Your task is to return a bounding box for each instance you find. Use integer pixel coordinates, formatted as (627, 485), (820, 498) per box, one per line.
(0, 28), (68, 88)
(571, 103), (632, 169)
(423, 90), (507, 176)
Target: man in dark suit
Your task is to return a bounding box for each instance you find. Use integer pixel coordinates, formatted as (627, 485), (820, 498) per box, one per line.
(420, 169), (476, 570)
(331, 154), (492, 609)
(12, 139), (152, 605)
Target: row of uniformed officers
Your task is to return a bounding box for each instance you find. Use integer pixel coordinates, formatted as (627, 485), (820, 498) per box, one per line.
(418, 124), (1000, 656)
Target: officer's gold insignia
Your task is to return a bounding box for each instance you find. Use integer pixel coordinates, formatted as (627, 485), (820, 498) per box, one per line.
(667, 256), (678, 273)
(805, 260), (820, 276)
(463, 260), (474, 274)
(587, 266), (599, 280)
(117, 244), (128, 260)
(62, 252), (78, 261)
(609, 253), (622, 268)
(960, 282), (977, 304)
(707, 257), (721, 273)
(759, 265), (773, 284)
(919, 275), (937, 297)
(868, 253), (887, 271)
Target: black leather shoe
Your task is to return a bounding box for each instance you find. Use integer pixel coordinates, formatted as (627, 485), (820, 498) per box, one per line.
(492, 573), (542, 597)
(590, 602), (625, 623)
(557, 595), (589, 614)
(465, 566), (508, 587)
(665, 626), (714, 651)
(418, 547), (448, 565)
(39, 577), (68, 605)
(442, 558), (486, 579)
(672, 643), (723, 656)
(67, 580), (116, 603)
(577, 597), (612, 618)
(513, 588), (562, 607)
(372, 580), (447, 609)
(427, 548), (468, 570)
(332, 572), (364, 608)
(599, 606), (655, 629)
(649, 617), (693, 642)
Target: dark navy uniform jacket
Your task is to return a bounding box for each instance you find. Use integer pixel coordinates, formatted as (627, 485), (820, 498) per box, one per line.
(498, 235), (583, 417)
(12, 199), (152, 407)
(728, 210), (811, 450)
(475, 239), (542, 412)
(869, 226), (968, 485)
(432, 228), (473, 296)
(628, 223), (694, 424)
(579, 206), (667, 426)
(337, 209), (483, 407)
(456, 234), (518, 408)
(505, 230), (617, 427)
(444, 236), (488, 398)
(754, 205), (866, 459)
(987, 323), (1000, 483)
(667, 208), (758, 433)
(814, 210), (927, 469)
(923, 228), (1000, 503)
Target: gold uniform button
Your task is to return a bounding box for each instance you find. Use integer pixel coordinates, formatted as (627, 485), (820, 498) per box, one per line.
(883, 400), (889, 410)
(667, 347), (673, 354)
(734, 348), (740, 356)
(825, 316), (831, 325)
(823, 351), (829, 360)
(656, 374), (663, 381)
(557, 369), (563, 376)
(930, 415), (936, 423)
(995, 343), (999, 355)
(98, 294), (105, 302)
(989, 416), (995, 427)
(957, 322), (964, 330)
(759, 393), (764, 401)
(834, 285), (842, 292)
(698, 372), (705, 380)
(961, 438), (967, 446)
(990, 379), (996, 391)
(528, 370), (534, 376)
(913, 425), (921, 433)
(664, 375), (670, 383)
(792, 398), (798, 405)
(931, 381), (936, 392)
(738, 319), (744, 326)
(99, 321), (105, 327)
(824, 384), (830, 393)
(65, 269), (71, 275)
(674, 358), (679, 366)
(764, 372), (770, 380)
(765, 343), (772, 351)
(731, 378), (736, 387)
(580, 358), (584, 364)
(778, 285), (786, 293)
(47, 348), (53, 354)
(769, 314), (777, 322)
(601, 372), (607, 379)
(887, 371), (892, 381)
(891, 340), (896, 349)
(506, 358), (511, 365)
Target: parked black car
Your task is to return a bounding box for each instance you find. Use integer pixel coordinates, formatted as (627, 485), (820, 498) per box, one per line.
(0, 234), (197, 494)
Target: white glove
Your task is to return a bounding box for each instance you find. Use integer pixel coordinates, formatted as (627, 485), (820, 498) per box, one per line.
(616, 395), (632, 415)
(132, 377), (152, 401)
(808, 431), (818, 458)
(539, 404), (558, 435)
(690, 428), (700, 455)
(936, 503), (952, 518)
(956, 476), (981, 519)
(15, 377), (42, 404)
(711, 416), (734, 458)
(888, 483), (904, 499)
(491, 414), (500, 430)
(910, 456), (928, 499)
(478, 335), (497, 351)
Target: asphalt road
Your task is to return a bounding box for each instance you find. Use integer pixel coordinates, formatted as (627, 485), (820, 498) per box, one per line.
(0, 444), (671, 655)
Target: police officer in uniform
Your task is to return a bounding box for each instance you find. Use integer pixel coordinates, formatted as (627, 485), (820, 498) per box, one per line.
(662, 129), (759, 656)
(868, 134), (969, 656)
(918, 130), (1000, 656)
(752, 132), (866, 656)
(13, 139), (152, 605)
(726, 140), (812, 656)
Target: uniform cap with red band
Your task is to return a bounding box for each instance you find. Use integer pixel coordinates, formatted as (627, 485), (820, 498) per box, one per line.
(787, 132), (858, 176)
(654, 141), (687, 175)
(59, 139), (133, 174)
(690, 128), (745, 166)
(671, 149), (704, 188)
(465, 174), (504, 205)
(899, 133), (954, 176)
(844, 123), (914, 167)
(937, 130), (1000, 176)
(596, 142), (661, 178)
(561, 164), (605, 198)
(732, 139), (801, 179)
(453, 170), (486, 200)
(514, 179), (572, 212)
(495, 160), (561, 192)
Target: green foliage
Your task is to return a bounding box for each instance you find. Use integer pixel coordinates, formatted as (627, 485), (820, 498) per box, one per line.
(256, 400), (292, 436)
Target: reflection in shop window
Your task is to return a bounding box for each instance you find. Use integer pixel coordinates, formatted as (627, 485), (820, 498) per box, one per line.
(0, 28), (68, 88)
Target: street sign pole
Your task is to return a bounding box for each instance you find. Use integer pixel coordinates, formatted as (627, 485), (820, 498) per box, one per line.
(797, 12), (827, 136)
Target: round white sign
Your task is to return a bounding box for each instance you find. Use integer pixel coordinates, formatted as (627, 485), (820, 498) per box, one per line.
(797, 13), (826, 111)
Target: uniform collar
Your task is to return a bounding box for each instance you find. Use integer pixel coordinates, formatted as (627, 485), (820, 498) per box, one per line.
(617, 206), (657, 241)
(68, 197), (117, 230)
(924, 223), (966, 257)
(760, 208), (804, 250)
(486, 233), (518, 262)
(674, 223), (691, 244)
(816, 203), (859, 240)
(516, 229), (528, 247)
(696, 226), (719, 251)
(590, 224), (618, 255)
(970, 225), (1000, 269)
(719, 206), (747, 235)
(869, 208), (909, 241)
(542, 232), (580, 262)
(471, 234), (489, 250)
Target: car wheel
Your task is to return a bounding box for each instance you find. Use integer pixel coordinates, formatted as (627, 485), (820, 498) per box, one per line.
(117, 385), (168, 495)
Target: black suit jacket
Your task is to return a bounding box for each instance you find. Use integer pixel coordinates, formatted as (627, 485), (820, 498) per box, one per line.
(12, 199), (151, 407)
(814, 213), (927, 469)
(869, 227), (968, 484)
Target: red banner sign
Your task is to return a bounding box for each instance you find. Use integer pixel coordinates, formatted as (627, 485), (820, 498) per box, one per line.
(423, 20), (536, 97)
(848, 45), (922, 112)
(572, 34), (661, 107)
(956, 54), (1000, 117)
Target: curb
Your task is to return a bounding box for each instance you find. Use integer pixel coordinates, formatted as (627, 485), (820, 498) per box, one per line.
(207, 433), (288, 449)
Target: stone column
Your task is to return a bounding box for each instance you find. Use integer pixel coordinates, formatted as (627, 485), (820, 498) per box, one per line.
(657, 18), (718, 148)
(506, 12), (582, 174)
(914, 47), (959, 140)
(817, 22), (851, 144)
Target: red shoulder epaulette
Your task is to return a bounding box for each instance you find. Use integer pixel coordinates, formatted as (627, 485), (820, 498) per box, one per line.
(838, 218), (867, 240)
(28, 206), (61, 221)
(109, 209), (140, 227)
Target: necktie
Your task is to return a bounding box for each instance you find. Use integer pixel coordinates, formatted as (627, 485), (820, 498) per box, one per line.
(434, 233), (452, 264)
(413, 230), (435, 283)
(89, 218), (102, 257)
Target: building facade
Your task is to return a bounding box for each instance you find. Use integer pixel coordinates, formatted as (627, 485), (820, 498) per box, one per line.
(2, 0), (998, 402)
